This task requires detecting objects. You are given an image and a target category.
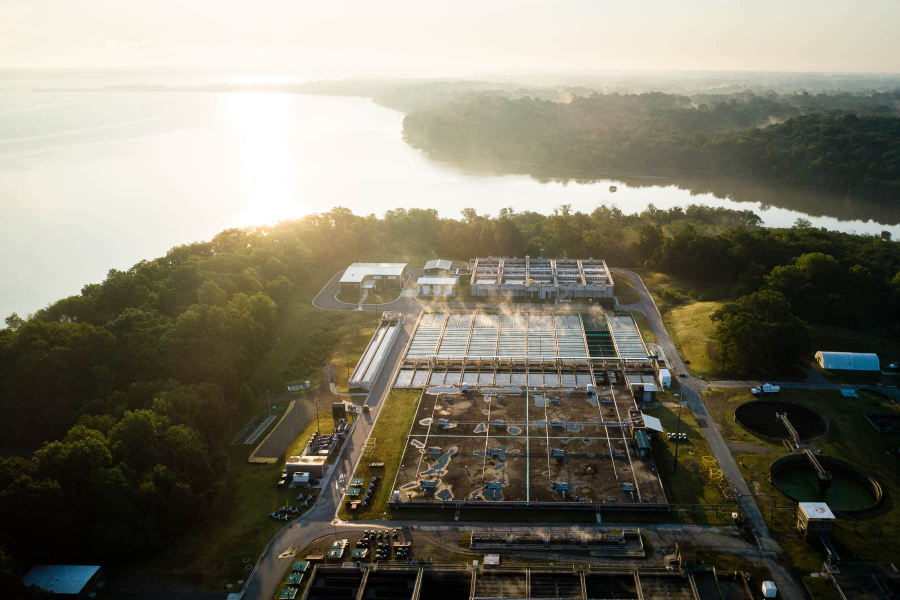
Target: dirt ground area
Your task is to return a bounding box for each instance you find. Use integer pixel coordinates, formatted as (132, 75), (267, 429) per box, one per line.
(393, 387), (666, 506)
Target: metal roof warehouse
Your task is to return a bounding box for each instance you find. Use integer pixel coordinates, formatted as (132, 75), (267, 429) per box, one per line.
(815, 351), (880, 371)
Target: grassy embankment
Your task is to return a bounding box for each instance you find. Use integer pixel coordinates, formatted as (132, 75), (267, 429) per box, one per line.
(338, 389), (423, 520)
(336, 288), (404, 305)
(133, 286), (380, 591)
(704, 387), (900, 578)
(614, 274), (640, 305)
(630, 311), (657, 345)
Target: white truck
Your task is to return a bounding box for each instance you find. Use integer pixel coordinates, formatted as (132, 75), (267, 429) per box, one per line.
(751, 383), (781, 396)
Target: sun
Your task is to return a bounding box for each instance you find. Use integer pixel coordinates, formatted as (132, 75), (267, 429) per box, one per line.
(224, 93), (308, 227)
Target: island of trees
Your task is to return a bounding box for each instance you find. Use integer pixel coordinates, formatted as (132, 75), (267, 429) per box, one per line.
(402, 91), (900, 201)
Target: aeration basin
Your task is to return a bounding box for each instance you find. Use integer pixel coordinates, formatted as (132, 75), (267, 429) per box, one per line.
(734, 400), (827, 440)
(769, 454), (882, 513)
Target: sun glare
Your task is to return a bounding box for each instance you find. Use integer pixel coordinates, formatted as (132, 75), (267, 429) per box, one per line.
(224, 93), (307, 228)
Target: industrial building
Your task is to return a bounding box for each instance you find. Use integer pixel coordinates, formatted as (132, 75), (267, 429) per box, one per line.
(394, 311), (663, 394)
(389, 310), (669, 510)
(424, 259), (453, 275)
(417, 276), (458, 297)
(815, 351), (880, 371)
(23, 565), (103, 597)
(797, 502), (835, 540)
(339, 263), (408, 299)
(349, 312), (403, 390)
(468, 257), (613, 300)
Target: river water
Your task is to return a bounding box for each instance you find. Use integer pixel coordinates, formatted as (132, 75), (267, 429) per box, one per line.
(1, 84), (898, 318)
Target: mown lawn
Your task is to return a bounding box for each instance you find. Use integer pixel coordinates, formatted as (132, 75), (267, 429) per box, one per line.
(615, 274), (640, 304)
(339, 390), (423, 520)
(702, 387), (783, 451)
(644, 401), (734, 525)
(630, 310), (657, 344)
(663, 300), (726, 379)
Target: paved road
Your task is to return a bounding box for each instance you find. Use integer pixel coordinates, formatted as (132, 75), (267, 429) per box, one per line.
(614, 269), (806, 600)
(312, 269), (424, 313)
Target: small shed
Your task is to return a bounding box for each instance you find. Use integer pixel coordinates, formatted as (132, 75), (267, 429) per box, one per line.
(675, 540), (698, 567)
(635, 429), (652, 459)
(797, 502), (835, 540)
(424, 259), (453, 274)
(815, 351), (880, 371)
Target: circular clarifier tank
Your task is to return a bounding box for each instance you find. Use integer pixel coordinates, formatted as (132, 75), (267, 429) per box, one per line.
(770, 454), (882, 513)
(734, 400), (827, 440)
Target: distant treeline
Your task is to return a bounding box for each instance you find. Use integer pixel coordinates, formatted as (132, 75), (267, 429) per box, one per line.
(1, 205), (899, 569)
(402, 92), (900, 200)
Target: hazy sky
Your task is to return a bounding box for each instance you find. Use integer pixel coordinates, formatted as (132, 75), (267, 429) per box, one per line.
(1, 0), (899, 74)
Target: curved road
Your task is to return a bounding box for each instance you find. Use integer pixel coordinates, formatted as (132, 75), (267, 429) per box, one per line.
(241, 270), (807, 600)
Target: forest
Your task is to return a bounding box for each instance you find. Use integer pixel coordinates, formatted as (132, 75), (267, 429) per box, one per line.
(1, 205), (899, 578)
(402, 91), (900, 200)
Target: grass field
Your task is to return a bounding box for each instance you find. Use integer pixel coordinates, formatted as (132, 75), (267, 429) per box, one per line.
(338, 389), (423, 520)
(802, 575), (840, 600)
(644, 402), (734, 525)
(336, 288), (404, 305)
(702, 388), (782, 451)
(663, 301), (726, 379)
(615, 274), (640, 304)
(630, 310), (658, 344)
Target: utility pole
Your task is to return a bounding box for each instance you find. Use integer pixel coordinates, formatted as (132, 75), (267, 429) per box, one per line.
(267, 390), (271, 417)
(673, 399), (684, 472)
(315, 395), (320, 432)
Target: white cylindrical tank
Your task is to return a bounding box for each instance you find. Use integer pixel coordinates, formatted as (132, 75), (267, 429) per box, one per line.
(462, 382), (469, 392)
(587, 384), (594, 394)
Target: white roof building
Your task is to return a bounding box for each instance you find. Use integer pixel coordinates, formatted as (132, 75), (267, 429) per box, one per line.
(424, 259), (453, 271)
(417, 276), (459, 286)
(799, 502), (836, 520)
(815, 351), (880, 371)
(23, 565), (101, 596)
(339, 263), (407, 284)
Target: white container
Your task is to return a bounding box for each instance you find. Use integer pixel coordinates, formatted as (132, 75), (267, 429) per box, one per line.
(762, 580), (777, 598)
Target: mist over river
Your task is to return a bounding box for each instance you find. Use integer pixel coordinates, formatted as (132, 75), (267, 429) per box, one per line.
(1, 86), (898, 318)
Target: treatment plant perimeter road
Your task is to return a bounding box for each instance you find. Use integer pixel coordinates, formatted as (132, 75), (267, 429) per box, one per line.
(240, 270), (812, 600)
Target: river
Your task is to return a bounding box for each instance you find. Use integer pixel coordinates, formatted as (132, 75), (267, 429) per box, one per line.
(1, 86), (898, 318)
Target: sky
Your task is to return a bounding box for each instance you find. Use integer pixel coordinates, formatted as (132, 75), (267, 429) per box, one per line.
(0, 0), (899, 74)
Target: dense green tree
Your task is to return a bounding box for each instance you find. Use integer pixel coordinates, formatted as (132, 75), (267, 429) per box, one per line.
(711, 290), (813, 374)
